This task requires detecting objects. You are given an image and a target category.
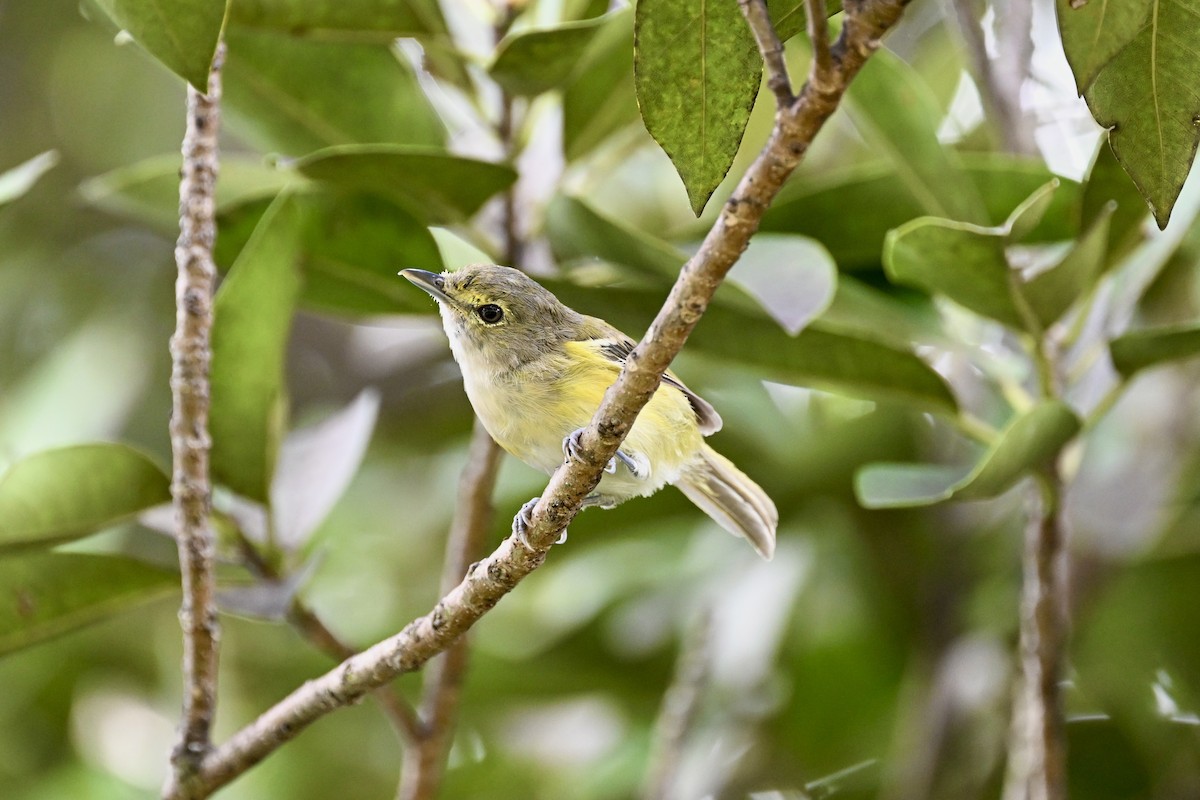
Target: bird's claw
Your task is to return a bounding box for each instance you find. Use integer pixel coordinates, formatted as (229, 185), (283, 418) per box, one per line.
(512, 496), (540, 551)
(512, 496), (568, 550)
(562, 428), (642, 477)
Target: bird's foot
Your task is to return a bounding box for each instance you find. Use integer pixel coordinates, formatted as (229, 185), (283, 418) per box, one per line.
(562, 429), (644, 477)
(512, 496), (568, 551)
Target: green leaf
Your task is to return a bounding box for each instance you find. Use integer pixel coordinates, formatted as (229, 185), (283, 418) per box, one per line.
(222, 27), (444, 157)
(0, 552), (176, 656)
(853, 464), (968, 508)
(1077, 1), (1200, 228)
(228, 0), (471, 88)
(1109, 324), (1200, 377)
(1056, 0), (1153, 93)
(0, 445), (170, 551)
(545, 194), (687, 277)
(1022, 204), (1114, 327)
(695, 316), (958, 412)
(298, 190), (443, 315)
(844, 50), (986, 224)
(1066, 718), (1154, 800)
(1075, 554), (1200, 751)
(271, 389), (379, 549)
(728, 234), (837, 335)
(884, 180), (1119, 331)
(1006, 179), (1061, 242)
(211, 194), (303, 502)
(490, 16), (610, 96)
(761, 156), (1081, 270)
(229, 0), (444, 37)
(1080, 140), (1150, 267)
(855, 401), (1081, 508)
(80, 154), (302, 231)
(883, 217), (1022, 328)
(294, 145), (517, 224)
(819, 275), (946, 348)
(0, 151), (59, 207)
(634, 0), (762, 215)
(766, 0), (840, 41)
(562, 9), (638, 161)
(546, 284), (958, 412)
(92, 0), (225, 90)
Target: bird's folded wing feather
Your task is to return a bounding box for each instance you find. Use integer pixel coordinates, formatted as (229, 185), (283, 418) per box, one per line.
(572, 318), (723, 435)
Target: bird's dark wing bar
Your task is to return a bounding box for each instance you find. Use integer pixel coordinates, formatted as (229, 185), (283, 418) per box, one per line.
(595, 338), (723, 435)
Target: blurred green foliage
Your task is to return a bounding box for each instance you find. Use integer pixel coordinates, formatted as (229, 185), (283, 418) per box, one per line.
(2, 1), (1200, 799)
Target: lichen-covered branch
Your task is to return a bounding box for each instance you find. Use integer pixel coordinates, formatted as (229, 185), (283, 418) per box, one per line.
(1002, 472), (1068, 800)
(160, 3), (914, 796)
(168, 40), (226, 789)
(397, 422), (503, 800)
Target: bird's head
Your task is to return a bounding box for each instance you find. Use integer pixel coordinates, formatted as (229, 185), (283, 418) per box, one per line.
(401, 264), (581, 371)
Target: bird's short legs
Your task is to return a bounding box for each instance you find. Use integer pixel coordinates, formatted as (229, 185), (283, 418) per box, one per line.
(562, 428), (646, 478)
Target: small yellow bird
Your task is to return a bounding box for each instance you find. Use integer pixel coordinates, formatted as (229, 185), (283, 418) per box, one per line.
(402, 264), (777, 559)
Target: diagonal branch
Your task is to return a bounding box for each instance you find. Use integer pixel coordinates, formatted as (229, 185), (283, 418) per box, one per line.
(169, 40), (226, 788)
(160, 3), (913, 797)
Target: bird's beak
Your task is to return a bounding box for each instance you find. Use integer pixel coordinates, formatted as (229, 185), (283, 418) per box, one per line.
(400, 269), (453, 305)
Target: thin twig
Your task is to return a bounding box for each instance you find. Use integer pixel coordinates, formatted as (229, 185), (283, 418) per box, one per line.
(1001, 472), (1068, 800)
(288, 603), (426, 743)
(806, 0), (834, 93)
(642, 610), (713, 800)
(398, 422), (503, 800)
(397, 6), (517, 793)
(945, 0), (1036, 155)
(228, 525), (426, 743)
(496, 92), (522, 266)
(159, 4), (914, 797)
(168, 40), (226, 789)
(739, 0), (794, 107)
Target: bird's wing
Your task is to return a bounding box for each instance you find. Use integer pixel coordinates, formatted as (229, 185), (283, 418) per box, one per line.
(573, 316), (723, 435)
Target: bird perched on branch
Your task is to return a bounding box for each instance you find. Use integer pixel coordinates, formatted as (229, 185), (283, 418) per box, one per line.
(402, 264), (777, 559)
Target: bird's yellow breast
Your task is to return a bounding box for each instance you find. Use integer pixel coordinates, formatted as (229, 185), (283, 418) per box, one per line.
(456, 338), (703, 499)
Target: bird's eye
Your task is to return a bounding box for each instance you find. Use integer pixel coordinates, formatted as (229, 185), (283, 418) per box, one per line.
(476, 304), (504, 324)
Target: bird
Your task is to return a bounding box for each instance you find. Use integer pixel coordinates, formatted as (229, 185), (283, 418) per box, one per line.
(401, 264), (777, 559)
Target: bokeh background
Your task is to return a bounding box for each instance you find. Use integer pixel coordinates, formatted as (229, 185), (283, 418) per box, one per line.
(2, 1), (1199, 798)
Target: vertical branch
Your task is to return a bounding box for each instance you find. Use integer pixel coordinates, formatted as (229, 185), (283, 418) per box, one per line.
(398, 9), (516, 796)
(643, 611), (714, 800)
(1002, 473), (1067, 800)
(496, 90), (522, 266)
(398, 423), (503, 800)
(946, 0), (1036, 155)
(805, 0), (834, 90)
(169, 41), (226, 784)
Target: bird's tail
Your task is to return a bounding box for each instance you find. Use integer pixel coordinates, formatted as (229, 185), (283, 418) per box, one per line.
(676, 443), (777, 560)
